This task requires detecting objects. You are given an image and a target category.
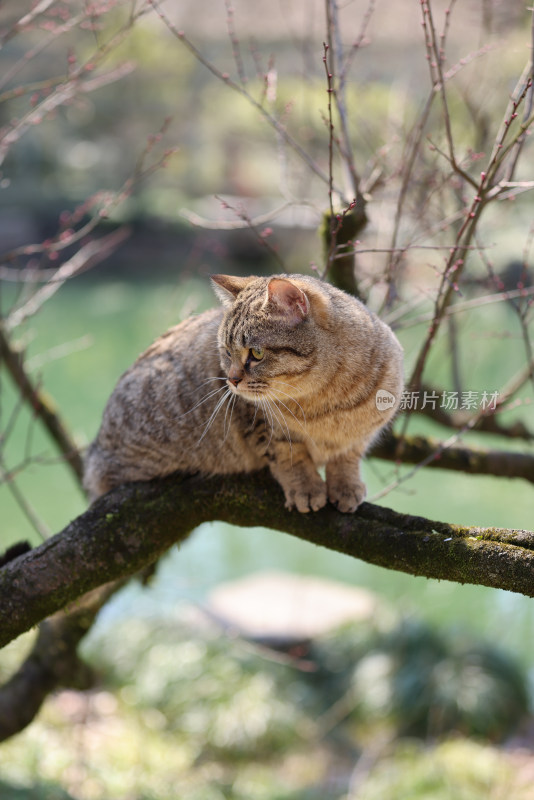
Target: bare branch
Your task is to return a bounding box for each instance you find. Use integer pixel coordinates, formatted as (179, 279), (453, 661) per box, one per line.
(0, 0), (57, 47)
(180, 201), (302, 231)
(411, 388), (534, 441)
(0, 326), (86, 486)
(148, 0), (343, 198)
(5, 229), (130, 332)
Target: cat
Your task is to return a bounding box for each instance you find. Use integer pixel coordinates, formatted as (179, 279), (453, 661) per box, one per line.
(84, 274), (404, 513)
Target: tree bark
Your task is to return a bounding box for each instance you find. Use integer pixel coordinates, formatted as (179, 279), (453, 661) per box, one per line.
(1, 468), (533, 653)
(373, 432), (534, 484)
(0, 580), (122, 741)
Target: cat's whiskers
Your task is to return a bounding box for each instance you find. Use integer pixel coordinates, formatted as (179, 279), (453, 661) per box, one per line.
(268, 387), (319, 451)
(222, 393), (232, 439)
(223, 392), (238, 442)
(270, 379), (303, 394)
(229, 393), (239, 438)
(251, 399), (260, 428)
(270, 380), (304, 400)
(180, 383), (228, 418)
(198, 388), (233, 444)
(269, 384), (307, 425)
(259, 397), (276, 450)
(185, 376), (228, 395)
(268, 390), (306, 435)
(265, 392), (293, 462)
(242, 386), (296, 456)
(200, 375), (228, 386)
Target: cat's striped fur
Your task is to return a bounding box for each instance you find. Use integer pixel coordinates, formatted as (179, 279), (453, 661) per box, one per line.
(84, 274), (403, 512)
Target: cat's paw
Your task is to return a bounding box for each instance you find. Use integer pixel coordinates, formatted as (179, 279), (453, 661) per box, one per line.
(285, 480), (327, 513)
(328, 479), (366, 513)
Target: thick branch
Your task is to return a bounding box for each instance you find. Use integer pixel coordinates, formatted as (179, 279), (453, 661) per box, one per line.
(1, 469), (534, 653)
(0, 580), (122, 741)
(372, 433), (534, 485)
(321, 204), (367, 299)
(0, 468), (533, 740)
(414, 384), (534, 441)
(416, 400), (534, 441)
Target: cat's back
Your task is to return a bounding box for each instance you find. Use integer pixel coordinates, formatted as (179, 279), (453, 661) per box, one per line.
(101, 308), (221, 420)
(84, 307), (225, 498)
(128, 306), (221, 373)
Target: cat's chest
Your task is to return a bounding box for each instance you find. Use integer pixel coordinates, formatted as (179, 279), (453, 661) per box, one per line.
(279, 400), (367, 460)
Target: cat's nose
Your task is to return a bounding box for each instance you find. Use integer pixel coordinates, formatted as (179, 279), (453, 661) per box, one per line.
(228, 371), (243, 387)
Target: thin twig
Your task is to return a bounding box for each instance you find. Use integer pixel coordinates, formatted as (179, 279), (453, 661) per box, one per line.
(326, 0), (366, 199)
(0, 327), (86, 487)
(0, 459), (51, 540)
(6, 229), (130, 332)
(393, 285), (534, 329)
(180, 201), (306, 231)
(214, 196), (288, 271)
(148, 0), (344, 198)
(322, 40), (337, 276)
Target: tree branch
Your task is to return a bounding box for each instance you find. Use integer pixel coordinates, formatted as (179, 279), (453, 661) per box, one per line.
(372, 432), (534, 485)
(1, 469), (533, 655)
(0, 468), (533, 741)
(0, 326), (85, 485)
(413, 387), (534, 441)
(0, 580), (123, 741)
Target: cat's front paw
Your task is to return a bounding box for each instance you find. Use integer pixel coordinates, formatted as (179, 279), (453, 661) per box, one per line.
(285, 480), (327, 513)
(327, 479), (366, 513)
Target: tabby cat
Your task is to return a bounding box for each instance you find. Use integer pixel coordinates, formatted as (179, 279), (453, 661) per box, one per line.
(84, 274), (403, 512)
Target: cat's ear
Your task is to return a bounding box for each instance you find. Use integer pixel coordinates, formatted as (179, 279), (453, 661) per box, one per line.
(211, 274), (254, 307)
(267, 278), (310, 327)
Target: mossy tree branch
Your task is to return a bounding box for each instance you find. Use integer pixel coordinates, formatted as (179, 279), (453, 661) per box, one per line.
(0, 580), (124, 741)
(1, 468), (533, 653)
(372, 432), (534, 485)
(1, 467), (533, 741)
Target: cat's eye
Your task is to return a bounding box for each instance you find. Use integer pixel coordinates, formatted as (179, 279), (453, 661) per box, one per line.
(225, 349), (231, 358)
(250, 347), (264, 361)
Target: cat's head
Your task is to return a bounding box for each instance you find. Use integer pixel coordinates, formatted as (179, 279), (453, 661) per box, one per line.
(211, 274), (330, 402)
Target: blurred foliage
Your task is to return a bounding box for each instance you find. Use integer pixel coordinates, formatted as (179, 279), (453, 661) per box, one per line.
(0, 784), (76, 800)
(354, 738), (522, 800)
(0, 602), (530, 799)
(86, 612), (529, 751)
(348, 621), (529, 739)
(85, 617), (313, 760)
(311, 617), (529, 741)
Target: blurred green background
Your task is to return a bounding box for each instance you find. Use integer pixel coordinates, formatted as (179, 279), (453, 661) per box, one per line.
(1, 1), (533, 798)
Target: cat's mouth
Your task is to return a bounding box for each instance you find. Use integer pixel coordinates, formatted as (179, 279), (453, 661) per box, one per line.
(228, 382), (265, 402)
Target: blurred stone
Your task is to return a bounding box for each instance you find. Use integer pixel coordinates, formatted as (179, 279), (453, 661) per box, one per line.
(204, 570), (379, 642)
